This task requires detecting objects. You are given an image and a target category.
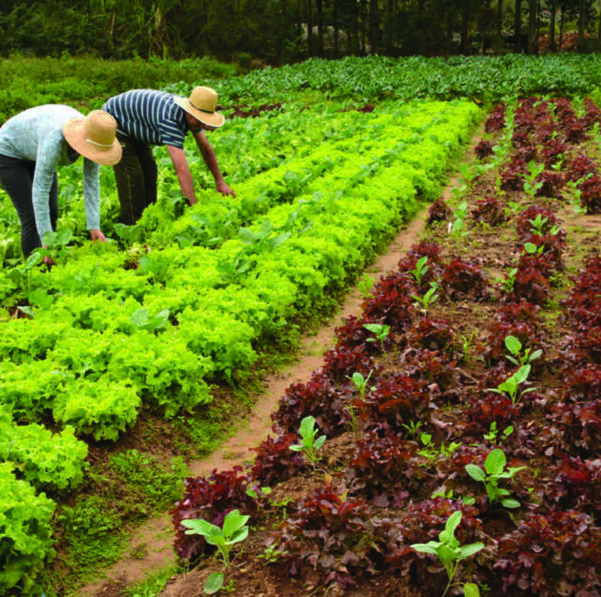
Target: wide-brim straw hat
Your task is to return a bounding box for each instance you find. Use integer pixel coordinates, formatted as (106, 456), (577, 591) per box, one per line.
(173, 86), (225, 128)
(63, 110), (122, 166)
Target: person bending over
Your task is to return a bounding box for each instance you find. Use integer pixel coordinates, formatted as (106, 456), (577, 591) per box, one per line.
(0, 106), (121, 262)
(103, 86), (234, 225)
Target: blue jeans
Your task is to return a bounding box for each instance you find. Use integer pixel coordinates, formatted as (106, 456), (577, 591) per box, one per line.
(0, 154), (58, 256)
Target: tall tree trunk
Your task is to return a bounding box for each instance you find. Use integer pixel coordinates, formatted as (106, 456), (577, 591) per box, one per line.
(577, 0), (586, 50)
(333, 0), (339, 57)
(549, 0), (557, 51)
(360, 0), (367, 53)
(559, 9), (564, 50)
(515, 0), (523, 51)
(430, 0), (437, 54)
(496, 0), (504, 38)
(527, 0), (537, 54)
(461, 0), (469, 55)
(307, 0), (313, 56)
(316, 0), (324, 56)
(370, 0), (381, 54)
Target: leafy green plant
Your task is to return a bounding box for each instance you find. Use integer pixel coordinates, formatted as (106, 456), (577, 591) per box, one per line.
(449, 200), (469, 237)
(566, 177), (588, 214)
(363, 322), (391, 351)
(523, 241), (544, 256)
(7, 251), (43, 301)
(504, 335), (542, 367)
(460, 330), (477, 366)
(523, 161), (544, 199)
(528, 213), (559, 237)
(346, 371), (373, 438)
(290, 416), (326, 470)
(483, 422), (514, 445)
(419, 433), (461, 461)
(402, 420), (423, 440)
(357, 273), (375, 298)
(181, 509), (250, 595)
(411, 511), (483, 597)
(499, 267), (518, 293)
(130, 308), (171, 332)
(465, 448), (526, 508)
(488, 364), (536, 405)
(412, 281), (440, 313)
(410, 255), (430, 288)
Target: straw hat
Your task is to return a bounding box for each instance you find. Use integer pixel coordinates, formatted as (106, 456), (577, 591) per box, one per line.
(63, 110), (122, 166)
(173, 86), (225, 128)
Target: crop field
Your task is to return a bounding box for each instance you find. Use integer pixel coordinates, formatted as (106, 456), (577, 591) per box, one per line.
(2, 54), (601, 596)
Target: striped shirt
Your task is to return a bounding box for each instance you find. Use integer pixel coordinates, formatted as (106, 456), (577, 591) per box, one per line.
(0, 105), (101, 240)
(102, 90), (188, 148)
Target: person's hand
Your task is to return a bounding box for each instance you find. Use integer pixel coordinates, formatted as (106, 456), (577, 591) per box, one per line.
(42, 254), (55, 267)
(89, 229), (106, 242)
(216, 180), (235, 197)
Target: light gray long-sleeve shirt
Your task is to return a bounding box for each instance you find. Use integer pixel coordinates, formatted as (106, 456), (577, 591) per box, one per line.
(0, 104), (101, 241)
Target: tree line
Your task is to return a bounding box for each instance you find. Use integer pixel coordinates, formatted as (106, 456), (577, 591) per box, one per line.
(1, 0), (599, 64)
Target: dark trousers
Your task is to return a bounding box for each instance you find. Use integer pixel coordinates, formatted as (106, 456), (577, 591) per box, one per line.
(0, 154), (58, 256)
(113, 133), (157, 225)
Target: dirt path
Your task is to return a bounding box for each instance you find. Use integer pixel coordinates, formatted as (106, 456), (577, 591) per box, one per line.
(81, 208), (429, 597)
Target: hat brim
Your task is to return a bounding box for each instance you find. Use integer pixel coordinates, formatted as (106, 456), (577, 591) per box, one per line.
(63, 118), (122, 166)
(173, 96), (225, 128)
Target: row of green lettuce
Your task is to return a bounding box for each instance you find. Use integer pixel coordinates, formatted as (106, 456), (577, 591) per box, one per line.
(0, 99), (482, 594)
(3, 53), (601, 127)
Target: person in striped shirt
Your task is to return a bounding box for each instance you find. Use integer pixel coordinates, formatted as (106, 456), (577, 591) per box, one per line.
(103, 86), (234, 225)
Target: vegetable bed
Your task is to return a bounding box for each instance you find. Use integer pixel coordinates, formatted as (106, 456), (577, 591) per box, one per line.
(165, 96), (601, 596)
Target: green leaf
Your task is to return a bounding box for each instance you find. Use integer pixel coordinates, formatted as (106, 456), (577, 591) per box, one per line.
(504, 335), (521, 355)
(484, 449), (506, 475)
(181, 518), (220, 538)
(444, 510), (462, 536)
(410, 542), (440, 556)
(299, 416), (316, 438)
(464, 582), (481, 597)
(514, 364), (531, 384)
(502, 498), (521, 508)
(458, 542), (484, 560)
(204, 572), (224, 594)
(465, 464), (486, 482)
(222, 510), (249, 539)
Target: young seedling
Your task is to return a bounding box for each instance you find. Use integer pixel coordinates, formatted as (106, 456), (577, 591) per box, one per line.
(411, 511), (483, 597)
(419, 433), (461, 461)
(566, 177), (589, 215)
(363, 322), (391, 352)
(504, 335), (542, 367)
(465, 448), (526, 509)
(357, 273), (375, 298)
(448, 200), (469, 238)
(410, 255), (430, 288)
(412, 281), (440, 314)
(488, 364), (536, 405)
(523, 161), (544, 199)
(402, 419), (423, 440)
(528, 213), (559, 237)
(498, 267), (518, 294)
(460, 330), (478, 366)
(523, 241), (544, 257)
(181, 509), (250, 594)
(290, 416), (326, 470)
(346, 371), (373, 438)
(483, 421), (514, 445)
